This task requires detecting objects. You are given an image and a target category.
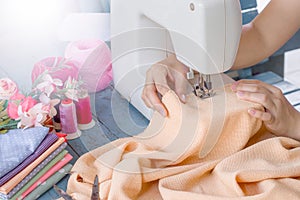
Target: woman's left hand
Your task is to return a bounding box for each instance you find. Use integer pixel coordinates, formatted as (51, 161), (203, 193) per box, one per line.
(231, 79), (300, 141)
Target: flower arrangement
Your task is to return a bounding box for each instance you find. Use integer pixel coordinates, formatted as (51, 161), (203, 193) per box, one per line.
(0, 63), (85, 133)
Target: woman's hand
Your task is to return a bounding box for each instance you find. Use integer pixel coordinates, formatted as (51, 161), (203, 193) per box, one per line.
(231, 79), (300, 141)
(142, 54), (192, 117)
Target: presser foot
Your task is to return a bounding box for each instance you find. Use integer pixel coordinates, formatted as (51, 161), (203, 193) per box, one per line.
(193, 83), (215, 99)
(187, 68), (215, 99)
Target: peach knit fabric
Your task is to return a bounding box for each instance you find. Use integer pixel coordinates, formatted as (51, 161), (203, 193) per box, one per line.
(66, 85), (300, 199)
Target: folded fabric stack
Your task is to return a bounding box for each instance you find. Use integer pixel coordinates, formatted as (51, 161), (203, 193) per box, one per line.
(0, 127), (73, 200)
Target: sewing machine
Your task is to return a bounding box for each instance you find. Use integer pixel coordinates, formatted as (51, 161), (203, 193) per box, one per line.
(111, 0), (242, 119)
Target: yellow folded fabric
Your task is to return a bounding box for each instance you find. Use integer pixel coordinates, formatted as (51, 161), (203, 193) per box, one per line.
(66, 85), (300, 199)
(0, 137), (65, 194)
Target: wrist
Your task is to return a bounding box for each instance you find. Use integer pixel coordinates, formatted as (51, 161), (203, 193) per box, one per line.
(287, 109), (300, 141)
(165, 54), (177, 66)
(294, 111), (300, 141)
(165, 55), (189, 74)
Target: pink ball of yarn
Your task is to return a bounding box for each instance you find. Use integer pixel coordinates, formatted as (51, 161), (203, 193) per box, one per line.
(65, 39), (113, 93)
(31, 57), (79, 84)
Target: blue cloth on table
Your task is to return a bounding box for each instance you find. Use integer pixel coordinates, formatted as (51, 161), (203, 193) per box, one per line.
(0, 127), (49, 178)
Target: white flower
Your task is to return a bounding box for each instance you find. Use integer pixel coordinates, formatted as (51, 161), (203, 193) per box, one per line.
(39, 93), (60, 118)
(36, 74), (63, 97)
(17, 103), (48, 129)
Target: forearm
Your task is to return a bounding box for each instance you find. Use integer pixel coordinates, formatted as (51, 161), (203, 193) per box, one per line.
(231, 0), (300, 70)
(231, 23), (270, 70)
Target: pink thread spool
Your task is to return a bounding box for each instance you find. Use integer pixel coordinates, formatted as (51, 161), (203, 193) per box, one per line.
(64, 39), (113, 93)
(75, 93), (95, 130)
(59, 99), (81, 140)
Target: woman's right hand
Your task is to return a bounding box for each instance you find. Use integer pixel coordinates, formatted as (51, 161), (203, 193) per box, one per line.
(232, 79), (300, 141)
(142, 54), (192, 117)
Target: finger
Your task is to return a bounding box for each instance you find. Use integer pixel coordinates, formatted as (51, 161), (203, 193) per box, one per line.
(165, 64), (175, 82)
(156, 63), (175, 82)
(236, 83), (270, 94)
(144, 72), (156, 108)
(148, 64), (171, 96)
(231, 81), (239, 92)
(236, 79), (261, 84)
(174, 74), (190, 103)
(248, 109), (272, 122)
(231, 80), (259, 92)
(143, 83), (168, 117)
(141, 88), (153, 109)
(234, 79), (281, 95)
(153, 74), (171, 96)
(236, 91), (276, 111)
(260, 83), (283, 96)
(153, 103), (168, 117)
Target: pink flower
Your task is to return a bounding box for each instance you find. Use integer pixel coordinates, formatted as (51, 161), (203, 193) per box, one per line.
(0, 78), (18, 100)
(7, 95), (37, 120)
(16, 93), (60, 129)
(7, 103), (19, 119)
(20, 96), (38, 113)
(10, 92), (25, 100)
(7, 92), (25, 119)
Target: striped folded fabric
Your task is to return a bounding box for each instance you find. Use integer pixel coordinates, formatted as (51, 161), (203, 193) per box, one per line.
(23, 164), (73, 200)
(19, 153), (73, 199)
(0, 133), (58, 186)
(0, 128), (74, 200)
(0, 137), (65, 194)
(9, 149), (68, 200)
(0, 144), (68, 200)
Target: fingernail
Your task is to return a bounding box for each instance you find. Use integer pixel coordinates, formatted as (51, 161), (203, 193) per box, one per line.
(237, 91), (244, 97)
(158, 108), (167, 117)
(180, 94), (186, 103)
(248, 109), (256, 115)
(231, 83), (237, 91)
(154, 104), (167, 117)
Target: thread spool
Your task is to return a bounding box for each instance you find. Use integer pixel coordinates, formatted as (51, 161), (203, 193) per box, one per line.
(53, 104), (61, 131)
(59, 99), (81, 140)
(75, 93), (95, 130)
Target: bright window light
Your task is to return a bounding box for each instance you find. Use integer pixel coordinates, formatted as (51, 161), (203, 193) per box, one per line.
(2, 0), (60, 29)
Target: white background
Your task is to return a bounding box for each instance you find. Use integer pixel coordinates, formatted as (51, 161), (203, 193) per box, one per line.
(0, 0), (110, 92)
(2, 0), (299, 91)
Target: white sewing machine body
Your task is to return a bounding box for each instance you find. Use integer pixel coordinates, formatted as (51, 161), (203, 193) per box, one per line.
(111, 0), (242, 119)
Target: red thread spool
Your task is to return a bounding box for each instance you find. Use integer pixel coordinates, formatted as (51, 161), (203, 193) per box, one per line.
(59, 99), (81, 140)
(75, 93), (95, 130)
